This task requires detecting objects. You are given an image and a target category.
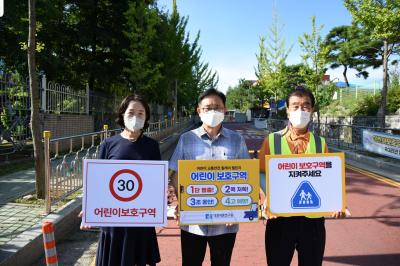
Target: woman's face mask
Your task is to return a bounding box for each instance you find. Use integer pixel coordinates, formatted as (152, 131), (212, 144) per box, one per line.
(288, 109), (311, 129)
(124, 115), (145, 132)
(123, 101), (146, 132)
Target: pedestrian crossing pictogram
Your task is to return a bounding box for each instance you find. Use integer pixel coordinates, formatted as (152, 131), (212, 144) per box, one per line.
(291, 181), (320, 209)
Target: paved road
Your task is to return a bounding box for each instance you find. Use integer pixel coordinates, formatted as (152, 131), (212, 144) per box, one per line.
(34, 123), (400, 266)
(0, 169), (35, 204)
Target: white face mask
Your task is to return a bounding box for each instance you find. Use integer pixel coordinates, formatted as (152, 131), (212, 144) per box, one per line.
(288, 109), (311, 129)
(199, 110), (225, 128)
(124, 115), (145, 132)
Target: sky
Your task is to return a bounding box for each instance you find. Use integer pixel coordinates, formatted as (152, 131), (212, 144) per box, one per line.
(157, 0), (384, 93)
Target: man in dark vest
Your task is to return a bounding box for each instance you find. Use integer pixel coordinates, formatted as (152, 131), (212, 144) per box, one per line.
(258, 86), (350, 266)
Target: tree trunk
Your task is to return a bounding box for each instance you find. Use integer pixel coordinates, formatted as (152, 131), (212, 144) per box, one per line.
(343, 65), (349, 87)
(316, 108), (321, 136)
(377, 39), (388, 126)
(89, 0), (98, 91)
(28, 0), (45, 199)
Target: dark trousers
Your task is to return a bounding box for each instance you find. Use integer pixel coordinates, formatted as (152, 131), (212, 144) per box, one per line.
(265, 217), (325, 266)
(181, 230), (237, 266)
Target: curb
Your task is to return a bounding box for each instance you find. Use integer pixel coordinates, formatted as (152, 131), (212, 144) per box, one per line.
(0, 197), (82, 266)
(0, 124), (195, 266)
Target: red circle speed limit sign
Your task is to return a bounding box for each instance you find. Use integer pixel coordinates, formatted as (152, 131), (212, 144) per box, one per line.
(109, 169), (143, 202)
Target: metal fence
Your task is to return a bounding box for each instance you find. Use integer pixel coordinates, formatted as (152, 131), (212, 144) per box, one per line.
(44, 116), (194, 213)
(0, 75), (32, 155)
(41, 76), (89, 114)
(265, 117), (399, 154)
(0, 74), (121, 156)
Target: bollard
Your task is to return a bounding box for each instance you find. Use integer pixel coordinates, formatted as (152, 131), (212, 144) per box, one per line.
(42, 221), (59, 266)
(103, 124), (109, 140)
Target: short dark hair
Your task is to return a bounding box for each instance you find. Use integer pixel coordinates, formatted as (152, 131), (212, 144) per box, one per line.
(116, 94), (151, 131)
(286, 86), (316, 108)
(198, 88), (226, 106)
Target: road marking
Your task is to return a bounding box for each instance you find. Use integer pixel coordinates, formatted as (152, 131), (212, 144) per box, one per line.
(346, 165), (400, 188)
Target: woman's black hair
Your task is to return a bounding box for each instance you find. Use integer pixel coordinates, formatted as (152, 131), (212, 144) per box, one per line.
(116, 94), (151, 131)
(286, 86), (316, 108)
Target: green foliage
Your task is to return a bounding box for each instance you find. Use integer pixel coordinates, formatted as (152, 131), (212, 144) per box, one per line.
(153, 3), (218, 110)
(351, 94), (380, 116)
(387, 85), (400, 114)
(324, 24), (381, 86)
(344, 0), (400, 42)
(226, 79), (261, 112)
(255, 6), (292, 100)
(344, 0), (400, 117)
(123, 1), (162, 97)
(298, 16), (330, 111)
(321, 101), (351, 116)
(387, 69), (400, 113)
(0, 0), (216, 112)
(339, 84), (399, 116)
(318, 83), (338, 111)
(284, 63), (309, 87)
(0, 108), (12, 130)
(299, 17), (334, 134)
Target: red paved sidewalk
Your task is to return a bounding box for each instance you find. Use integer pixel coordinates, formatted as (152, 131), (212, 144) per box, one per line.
(155, 123), (400, 266)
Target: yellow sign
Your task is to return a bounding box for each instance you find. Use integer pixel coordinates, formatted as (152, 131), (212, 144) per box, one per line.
(178, 159), (260, 225)
(265, 153), (346, 217)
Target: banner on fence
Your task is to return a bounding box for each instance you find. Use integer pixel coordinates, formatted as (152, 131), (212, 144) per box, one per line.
(362, 129), (400, 160)
(82, 159), (168, 227)
(265, 153), (346, 216)
(178, 159), (260, 225)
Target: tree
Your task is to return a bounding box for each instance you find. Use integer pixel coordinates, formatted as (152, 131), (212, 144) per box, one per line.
(299, 16), (328, 106)
(299, 16), (333, 132)
(153, 1), (218, 113)
(299, 16), (329, 96)
(284, 63), (310, 88)
(344, 0), (400, 119)
(226, 79), (262, 112)
(255, 6), (292, 102)
(1, 0), (214, 112)
(28, 0), (45, 198)
(324, 24), (381, 86)
(123, 1), (162, 97)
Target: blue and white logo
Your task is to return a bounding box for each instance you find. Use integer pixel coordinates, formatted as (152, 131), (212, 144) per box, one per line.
(291, 181), (320, 209)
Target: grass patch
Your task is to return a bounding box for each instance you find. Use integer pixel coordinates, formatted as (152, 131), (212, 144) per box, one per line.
(14, 194), (45, 206)
(14, 190), (83, 211)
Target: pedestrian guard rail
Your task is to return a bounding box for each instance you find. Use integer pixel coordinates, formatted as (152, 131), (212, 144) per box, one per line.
(265, 117), (399, 153)
(43, 116), (194, 213)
